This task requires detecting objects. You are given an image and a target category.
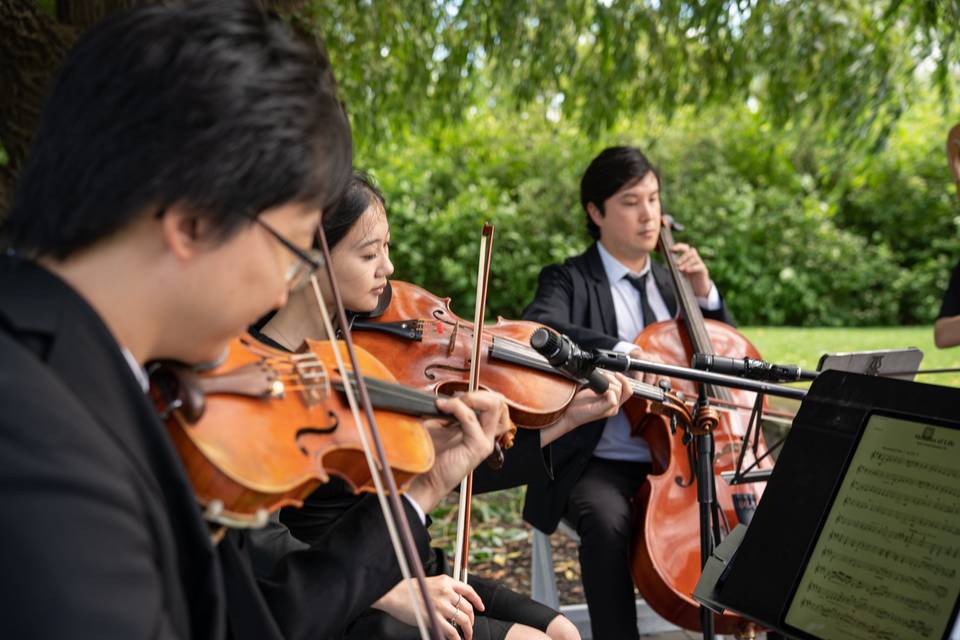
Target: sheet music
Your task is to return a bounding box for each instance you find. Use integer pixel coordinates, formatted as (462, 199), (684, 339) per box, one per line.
(785, 414), (960, 640)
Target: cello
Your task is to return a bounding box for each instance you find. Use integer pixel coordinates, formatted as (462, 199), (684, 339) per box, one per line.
(628, 215), (773, 636)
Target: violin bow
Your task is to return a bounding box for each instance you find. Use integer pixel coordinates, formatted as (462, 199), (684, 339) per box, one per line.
(311, 224), (442, 640)
(452, 223), (496, 584)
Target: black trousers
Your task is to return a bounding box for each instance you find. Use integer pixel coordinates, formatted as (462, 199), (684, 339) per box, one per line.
(563, 457), (651, 640)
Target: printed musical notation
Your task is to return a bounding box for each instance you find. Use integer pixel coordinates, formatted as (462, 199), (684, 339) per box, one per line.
(785, 414), (960, 640)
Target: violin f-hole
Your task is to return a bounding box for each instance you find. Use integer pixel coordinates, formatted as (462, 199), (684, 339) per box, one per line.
(295, 411), (340, 456)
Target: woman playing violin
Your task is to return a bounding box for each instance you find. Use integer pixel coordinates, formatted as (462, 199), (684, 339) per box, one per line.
(255, 172), (633, 640)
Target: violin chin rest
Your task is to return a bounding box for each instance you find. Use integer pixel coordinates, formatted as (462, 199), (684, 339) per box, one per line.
(149, 361), (207, 424)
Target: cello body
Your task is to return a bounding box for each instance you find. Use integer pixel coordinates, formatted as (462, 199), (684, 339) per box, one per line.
(627, 319), (771, 633)
(626, 217), (773, 635)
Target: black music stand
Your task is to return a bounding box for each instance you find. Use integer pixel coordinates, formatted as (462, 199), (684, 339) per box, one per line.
(693, 370), (960, 640)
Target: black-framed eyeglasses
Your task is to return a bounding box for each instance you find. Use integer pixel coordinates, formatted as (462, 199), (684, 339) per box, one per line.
(251, 216), (324, 291)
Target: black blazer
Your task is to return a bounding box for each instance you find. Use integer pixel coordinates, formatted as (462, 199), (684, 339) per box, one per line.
(0, 257), (429, 639)
(517, 243), (734, 533)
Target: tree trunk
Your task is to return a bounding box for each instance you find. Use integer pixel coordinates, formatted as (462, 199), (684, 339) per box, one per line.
(0, 0), (295, 218)
(0, 0), (71, 217)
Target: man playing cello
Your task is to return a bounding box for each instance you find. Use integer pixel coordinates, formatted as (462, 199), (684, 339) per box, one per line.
(520, 146), (735, 639)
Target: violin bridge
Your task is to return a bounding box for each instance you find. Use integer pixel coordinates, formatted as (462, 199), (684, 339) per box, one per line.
(291, 353), (330, 408)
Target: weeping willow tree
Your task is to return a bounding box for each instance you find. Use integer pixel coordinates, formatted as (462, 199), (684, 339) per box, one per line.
(1, 0), (959, 212)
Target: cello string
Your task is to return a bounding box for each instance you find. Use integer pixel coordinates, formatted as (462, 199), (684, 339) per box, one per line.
(308, 275), (433, 640)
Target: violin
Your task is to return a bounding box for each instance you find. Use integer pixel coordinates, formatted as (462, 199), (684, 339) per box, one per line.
(150, 335), (436, 528)
(351, 280), (697, 431)
(627, 215), (772, 635)
(352, 280), (580, 429)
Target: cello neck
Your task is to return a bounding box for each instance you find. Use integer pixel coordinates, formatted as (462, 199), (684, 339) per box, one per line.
(658, 216), (713, 356)
(657, 215), (730, 401)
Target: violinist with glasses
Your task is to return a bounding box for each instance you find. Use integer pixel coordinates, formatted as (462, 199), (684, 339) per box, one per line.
(0, 4), (510, 639)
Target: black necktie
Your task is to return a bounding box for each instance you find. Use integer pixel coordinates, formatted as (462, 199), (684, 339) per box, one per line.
(624, 273), (657, 328)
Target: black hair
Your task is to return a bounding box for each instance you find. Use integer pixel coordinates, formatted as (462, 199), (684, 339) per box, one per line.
(319, 171), (386, 251)
(580, 146), (660, 240)
(3, 0), (352, 259)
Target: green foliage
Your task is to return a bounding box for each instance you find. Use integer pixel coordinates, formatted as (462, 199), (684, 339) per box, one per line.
(358, 114), (595, 319)
(296, 0), (960, 151)
(358, 98), (960, 326)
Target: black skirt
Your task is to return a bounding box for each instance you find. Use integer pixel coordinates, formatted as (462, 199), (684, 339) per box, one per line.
(344, 573), (559, 640)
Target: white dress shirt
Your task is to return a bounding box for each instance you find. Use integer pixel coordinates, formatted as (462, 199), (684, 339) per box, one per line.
(592, 242), (720, 462)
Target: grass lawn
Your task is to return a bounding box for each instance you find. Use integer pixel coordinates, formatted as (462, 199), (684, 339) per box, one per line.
(741, 325), (960, 388)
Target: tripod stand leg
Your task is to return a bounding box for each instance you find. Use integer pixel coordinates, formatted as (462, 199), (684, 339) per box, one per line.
(697, 431), (716, 640)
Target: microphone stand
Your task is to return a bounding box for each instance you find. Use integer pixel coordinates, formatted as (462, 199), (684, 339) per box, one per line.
(592, 351), (808, 400)
(691, 382), (720, 639)
(595, 351), (807, 640)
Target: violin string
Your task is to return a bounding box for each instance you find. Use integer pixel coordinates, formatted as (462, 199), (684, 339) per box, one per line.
(337, 373), (442, 417)
(309, 275), (433, 640)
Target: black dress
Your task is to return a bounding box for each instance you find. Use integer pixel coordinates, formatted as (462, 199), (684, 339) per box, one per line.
(281, 478), (559, 640)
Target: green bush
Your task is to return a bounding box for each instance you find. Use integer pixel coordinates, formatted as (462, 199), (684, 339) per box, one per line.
(355, 102), (959, 326)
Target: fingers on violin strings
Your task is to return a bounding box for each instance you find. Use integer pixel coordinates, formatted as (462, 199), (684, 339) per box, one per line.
(436, 396), (481, 433)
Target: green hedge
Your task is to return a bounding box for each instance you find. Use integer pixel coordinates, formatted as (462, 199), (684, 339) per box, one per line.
(356, 102), (960, 326)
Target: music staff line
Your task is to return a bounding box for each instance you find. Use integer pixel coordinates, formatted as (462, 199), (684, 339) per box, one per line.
(869, 451), (959, 481)
(842, 495), (960, 538)
(819, 547), (950, 598)
(825, 531), (957, 578)
(833, 515), (960, 559)
(796, 598), (917, 640)
(804, 583), (935, 637)
(811, 564), (941, 615)
(847, 479), (959, 516)
(856, 464), (960, 500)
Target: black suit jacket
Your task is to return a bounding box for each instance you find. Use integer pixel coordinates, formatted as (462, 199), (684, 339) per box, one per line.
(517, 243), (734, 533)
(0, 256), (429, 639)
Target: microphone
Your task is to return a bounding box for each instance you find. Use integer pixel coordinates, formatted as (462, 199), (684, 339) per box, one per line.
(691, 354), (818, 382)
(529, 327), (609, 394)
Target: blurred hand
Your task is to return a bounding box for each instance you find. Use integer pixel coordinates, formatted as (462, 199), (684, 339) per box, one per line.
(628, 347), (661, 386)
(407, 390), (513, 512)
(671, 242), (712, 297)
